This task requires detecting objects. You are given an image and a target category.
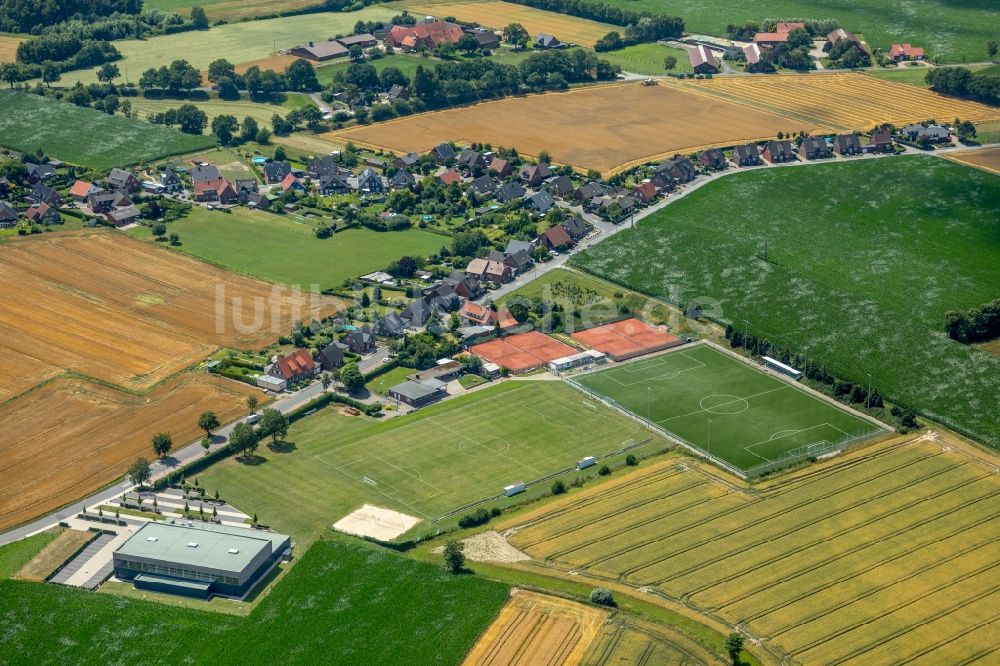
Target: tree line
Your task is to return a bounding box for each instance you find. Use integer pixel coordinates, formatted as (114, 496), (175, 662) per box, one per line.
(504, 0), (682, 38)
(0, 0), (140, 33)
(593, 15), (692, 52)
(945, 299), (1000, 344)
(926, 67), (1000, 106)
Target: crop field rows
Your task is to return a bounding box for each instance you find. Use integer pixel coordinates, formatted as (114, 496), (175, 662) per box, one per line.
(507, 440), (1000, 664)
(572, 344), (884, 472)
(683, 73), (1000, 132)
(314, 381), (651, 519)
(581, 618), (714, 666)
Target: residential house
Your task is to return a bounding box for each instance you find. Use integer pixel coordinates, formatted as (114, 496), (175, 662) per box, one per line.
(560, 215), (590, 240)
(375, 312), (408, 338)
(799, 136), (832, 160)
(389, 169), (416, 189)
(469, 175), (498, 197)
(501, 248), (532, 273)
(280, 173), (305, 192)
(263, 161), (292, 184)
(457, 149), (485, 171)
(422, 283), (461, 312)
(649, 172), (674, 193)
(356, 167), (385, 193)
(160, 167), (183, 192)
(70, 180), (99, 202)
(527, 190), (555, 214)
(317, 173), (351, 195)
(536, 34), (562, 49)
(0, 177), (9, 196)
(432, 143), (457, 163)
(266, 349), (319, 384)
(574, 181), (613, 202)
(824, 28), (863, 51)
(602, 195), (635, 216)
(689, 45), (720, 74)
(0, 201), (17, 228)
(472, 29), (500, 50)
(288, 39), (348, 61)
(546, 175), (573, 198)
(28, 183), (61, 208)
(743, 43), (763, 65)
(496, 181), (525, 203)
(867, 127), (894, 152)
(106, 205), (141, 227)
(458, 301), (499, 326)
(488, 157), (512, 178)
(364, 157), (386, 170)
(385, 84), (409, 103)
(539, 224), (573, 250)
(763, 140), (796, 163)
(317, 341), (346, 370)
(394, 152), (421, 170)
(732, 143), (762, 166)
(388, 21), (465, 51)
(235, 179), (258, 202)
(24, 202), (60, 224)
(657, 156), (697, 184)
(112, 191), (133, 208)
(107, 168), (140, 192)
(307, 155), (341, 179)
(443, 270), (482, 299)
(519, 163), (552, 186)
(467, 257), (513, 283)
(191, 164), (221, 184)
(338, 33), (378, 49)
(832, 133), (863, 156)
(246, 192), (271, 209)
(438, 168), (462, 187)
(343, 326), (376, 354)
(901, 123), (950, 144)
(699, 148), (727, 170)
(753, 31), (792, 48)
(402, 299), (433, 327)
(194, 178), (238, 204)
(87, 190), (118, 213)
(633, 180), (658, 204)
(775, 21), (806, 32)
(25, 163), (56, 182)
(505, 239), (534, 256)
(889, 43), (925, 61)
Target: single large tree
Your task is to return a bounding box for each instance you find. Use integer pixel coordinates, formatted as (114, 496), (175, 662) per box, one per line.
(259, 408), (288, 448)
(97, 62), (120, 83)
(191, 6), (209, 29)
(211, 114), (239, 145)
(340, 362), (365, 394)
(151, 432), (173, 459)
(229, 422), (258, 460)
(198, 411), (220, 437)
(725, 633), (744, 666)
(246, 394), (259, 414)
(443, 540), (465, 573)
(128, 457), (152, 487)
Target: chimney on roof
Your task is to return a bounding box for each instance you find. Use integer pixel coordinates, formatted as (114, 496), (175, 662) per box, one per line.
(309, 41), (314, 47)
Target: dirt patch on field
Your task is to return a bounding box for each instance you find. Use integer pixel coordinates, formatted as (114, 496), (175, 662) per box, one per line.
(684, 72), (1000, 131)
(462, 589), (607, 666)
(402, 0), (616, 47)
(0, 374), (257, 532)
(432, 530), (531, 563)
(0, 230), (333, 399)
(0, 35), (22, 63)
(331, 81), (814, 174)
(332, 504), (421, 540)
(12, 529), (96, 582)
(946, 146), (1000, 175)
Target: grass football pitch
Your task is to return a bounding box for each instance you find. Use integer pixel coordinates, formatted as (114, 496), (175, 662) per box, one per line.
(573, 344), (883, 472)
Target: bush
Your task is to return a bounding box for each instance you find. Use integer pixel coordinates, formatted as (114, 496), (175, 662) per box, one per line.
(489, 507), (502, 518)
(598, 465), (611, 476)
(551, 479), (566, 495)
(457, 507), (491, 529)
(625, 454), (637, 466)
(590, 587), (616, 607)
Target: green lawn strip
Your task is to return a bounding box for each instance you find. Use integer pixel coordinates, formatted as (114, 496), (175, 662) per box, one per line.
(0, 92), (213, 170)
(0, 537), (508, 664)
(129, 207), (447, 290)
(590, 0), (996, 64)
(0, 529), (61, 579)
(365, 366), (413, 395)
(458, 374), (488, 389)
(130, 96), (290, 127)
(598, 43), (692, 75)
(97, 505), (166, 521)
(571, 155), (1000, 449)
(196, 381), (657, 545)
(316, 53), (431, 86)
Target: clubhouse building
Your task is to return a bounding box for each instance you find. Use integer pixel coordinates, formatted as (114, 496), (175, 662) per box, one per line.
(113, 520), (291, 599)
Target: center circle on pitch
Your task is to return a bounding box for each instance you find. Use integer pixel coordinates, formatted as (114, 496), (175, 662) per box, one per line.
(699, 394), (749, 415)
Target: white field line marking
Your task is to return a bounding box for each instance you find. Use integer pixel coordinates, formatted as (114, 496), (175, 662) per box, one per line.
(655, 385), (791, 425)
(601, 355), (706, 387)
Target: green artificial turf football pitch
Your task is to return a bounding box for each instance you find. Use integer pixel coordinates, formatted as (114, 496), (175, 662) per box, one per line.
(572, 344), (886, 474)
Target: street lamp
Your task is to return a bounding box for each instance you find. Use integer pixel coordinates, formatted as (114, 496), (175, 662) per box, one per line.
(743, 319), (749, 348)
(707, 418), (712, 459)
(866, 372), (872, 409)
(647, 387), (652, 421)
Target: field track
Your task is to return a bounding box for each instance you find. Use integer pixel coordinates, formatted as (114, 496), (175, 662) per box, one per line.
(505, 434), (1000, 664)
(945, 146), (1000, 175)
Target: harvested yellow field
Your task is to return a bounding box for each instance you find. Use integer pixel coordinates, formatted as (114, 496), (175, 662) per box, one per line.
(581, 617), (718, 666)
(331, 81), (816, 174)
(685, 72), (1000, 131)
(946, 146), (1000, 175)
(506, 435), (1000, 665)
(400, 0), (617, 47)
(463, 590), (607, 666)
(0, 35), (22, 63)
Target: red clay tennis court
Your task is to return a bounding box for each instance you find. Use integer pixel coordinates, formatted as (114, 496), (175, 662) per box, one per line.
(571, 318), (682, 361)
(470, 331), (576, 373)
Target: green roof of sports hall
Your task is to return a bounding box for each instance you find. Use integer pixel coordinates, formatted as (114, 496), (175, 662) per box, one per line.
(115, 520), (288, 573)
